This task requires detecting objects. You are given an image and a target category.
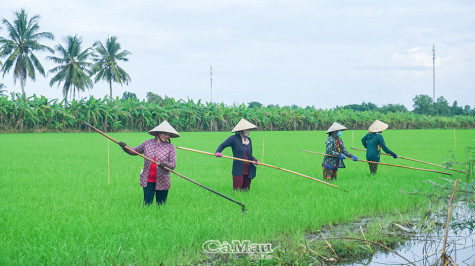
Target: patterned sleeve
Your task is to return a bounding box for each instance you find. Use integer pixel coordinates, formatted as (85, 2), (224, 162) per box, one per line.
(131, 141), (146, 155)
(166, 145), (177, 170)
(339, 139), (353, 158)
(325, 137), (340, 156)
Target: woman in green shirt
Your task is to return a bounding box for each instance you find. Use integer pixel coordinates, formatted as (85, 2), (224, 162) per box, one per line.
(361, 120), (397, 174)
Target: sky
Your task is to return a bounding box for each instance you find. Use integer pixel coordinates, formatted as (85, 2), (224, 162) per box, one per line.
(1, 0), (474, 110)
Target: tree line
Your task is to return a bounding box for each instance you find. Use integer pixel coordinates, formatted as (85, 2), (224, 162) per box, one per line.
(334, 95), (474, 117)
(1, 92), (474, 133)
(0, 9), (130, 101)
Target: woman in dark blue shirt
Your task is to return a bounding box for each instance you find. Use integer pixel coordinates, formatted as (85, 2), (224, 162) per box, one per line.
(216, 118), (258, 191)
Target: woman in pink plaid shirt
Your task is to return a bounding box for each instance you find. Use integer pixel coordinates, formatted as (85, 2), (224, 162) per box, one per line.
(119, 121), (180, 206)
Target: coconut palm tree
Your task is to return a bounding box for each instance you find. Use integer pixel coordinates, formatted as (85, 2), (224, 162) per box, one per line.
(47, 35), (93, 103)
(0, 25), (3, 68)
(0, 9), (54, 95)
(91, 36), (131, 100)
(0, 31), (3, 69)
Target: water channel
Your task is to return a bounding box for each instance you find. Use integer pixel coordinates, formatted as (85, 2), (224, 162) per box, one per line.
(345, 202), (475, 265)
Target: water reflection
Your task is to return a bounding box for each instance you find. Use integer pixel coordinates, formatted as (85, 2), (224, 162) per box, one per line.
(352, 202), (475, 265)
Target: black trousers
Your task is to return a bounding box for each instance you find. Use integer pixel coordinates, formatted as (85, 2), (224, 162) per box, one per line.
(143, 182), (169, 206)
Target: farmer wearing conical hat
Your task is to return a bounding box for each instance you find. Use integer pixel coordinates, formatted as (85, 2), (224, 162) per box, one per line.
(215, 118), (259, 191)
(118, 120), (179, 205)
(361, 120), (397, 175)
(322, 122), (358, 181)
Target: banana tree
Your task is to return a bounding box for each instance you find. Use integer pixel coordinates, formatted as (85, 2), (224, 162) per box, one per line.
(10, 93), (38, 130)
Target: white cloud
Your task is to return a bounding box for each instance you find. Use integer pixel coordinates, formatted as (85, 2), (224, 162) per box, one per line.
(388, 47), (433, 77)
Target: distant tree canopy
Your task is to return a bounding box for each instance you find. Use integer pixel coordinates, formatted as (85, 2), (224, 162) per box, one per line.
(379, 104), (408, 113)
(121, 91), (137, 100)
(413, 94), (434, 115)
(338, 102), (407, 113)
(145, 92), (178, 107)
(338, 102), (379, 112)
(146, 92), (163, 103)
(336, 95), (473, 116)
(248, 101), (263, 108)
(412, 94), (472, 116)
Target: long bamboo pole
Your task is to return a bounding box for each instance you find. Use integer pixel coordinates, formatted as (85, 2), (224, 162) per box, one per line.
(177, 146), (345, 191)
(300, 150), (452, 176)
(83, 122), (246, 212)
(454, 128), (456, 153)
(350, 147), (464, 173)
(262, 138), (265, 163)
(107, 140), (110, 185)
(441, 177), (459, 263)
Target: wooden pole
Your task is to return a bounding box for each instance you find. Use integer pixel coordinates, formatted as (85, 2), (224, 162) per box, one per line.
(177, 146), (345, 191)
(262, 138), (265, 163)
(454, 128), (456, 153)
(301, 150), (452, 176)
(108, 139), (110, 185)
(350, 147), (464, 173)
(84, 122), (246, 212)
(440, 177), (459, 263)
(352, 130), (354, 149)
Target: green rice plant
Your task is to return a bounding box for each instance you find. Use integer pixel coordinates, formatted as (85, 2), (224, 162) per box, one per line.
(0, 129), (472, 264)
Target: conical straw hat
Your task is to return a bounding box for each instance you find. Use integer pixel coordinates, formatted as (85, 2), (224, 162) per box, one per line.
(326, 122), (347, 133)
(148, 120), (180, 138)
(231, 118), (258, 132)
(368, 120), (388, 133)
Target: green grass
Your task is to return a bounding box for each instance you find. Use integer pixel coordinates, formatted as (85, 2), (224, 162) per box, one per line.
(0, 129), (472, 264)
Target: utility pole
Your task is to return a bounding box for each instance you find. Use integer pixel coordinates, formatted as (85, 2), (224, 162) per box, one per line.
(432, 45), (436, 102)
(210, 65), (213, 103)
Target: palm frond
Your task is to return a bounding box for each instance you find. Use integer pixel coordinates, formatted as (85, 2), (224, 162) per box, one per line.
(1, 9), (54, 93)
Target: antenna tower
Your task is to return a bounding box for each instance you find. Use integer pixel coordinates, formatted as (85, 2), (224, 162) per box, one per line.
(210, 65), (213, 103)
(432, 45), (436, 102)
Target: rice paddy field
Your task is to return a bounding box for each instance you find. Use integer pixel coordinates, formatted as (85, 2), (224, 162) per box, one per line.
(0, 129), (473, 264)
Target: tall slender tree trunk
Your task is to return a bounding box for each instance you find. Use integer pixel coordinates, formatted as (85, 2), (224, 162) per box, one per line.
(21, 78), (25, 95)
(109, 80), (113, 101)
(64, 90), (68, 108)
